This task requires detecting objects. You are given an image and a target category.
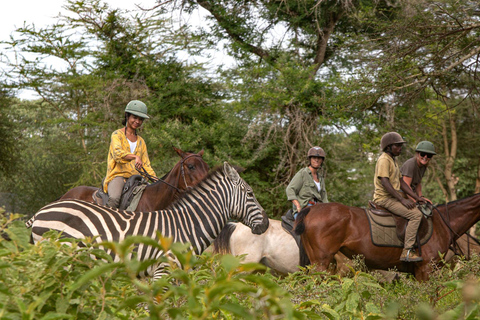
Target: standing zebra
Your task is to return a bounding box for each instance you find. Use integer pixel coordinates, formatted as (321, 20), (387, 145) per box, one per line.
(29, 162), (269, 279)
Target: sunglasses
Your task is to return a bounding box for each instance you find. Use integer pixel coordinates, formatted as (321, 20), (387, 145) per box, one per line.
(419, 152), (433, 159)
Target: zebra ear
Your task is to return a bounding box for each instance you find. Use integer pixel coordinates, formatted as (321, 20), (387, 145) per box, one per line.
(224, 162), (241, 184)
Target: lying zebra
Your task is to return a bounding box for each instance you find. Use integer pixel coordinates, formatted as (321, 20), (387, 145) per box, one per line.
(28, 162), (269, 280)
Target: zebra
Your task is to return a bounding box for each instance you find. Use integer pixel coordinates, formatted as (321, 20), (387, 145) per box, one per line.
(29, 162), (269, 279)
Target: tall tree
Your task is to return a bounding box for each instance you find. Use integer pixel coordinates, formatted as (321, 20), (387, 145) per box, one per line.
(0, 0), (224, 212)
(168, 0), (394, 185)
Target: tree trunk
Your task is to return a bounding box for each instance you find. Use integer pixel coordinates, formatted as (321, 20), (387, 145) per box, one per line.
(441, 109), (457, 202)
(475, 158), (480, 194)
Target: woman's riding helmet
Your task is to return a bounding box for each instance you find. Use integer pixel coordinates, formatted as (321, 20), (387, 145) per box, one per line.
(125, 100), (149, 119)
(307, 146), (326, 159)
(415, 141), (436, 155)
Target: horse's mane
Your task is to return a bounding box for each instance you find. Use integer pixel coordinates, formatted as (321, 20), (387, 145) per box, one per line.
(434, 192), (480, 208)
(165, 165), (224, 208)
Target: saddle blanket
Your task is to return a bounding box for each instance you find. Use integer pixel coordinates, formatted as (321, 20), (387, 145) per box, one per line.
(365, 208), (433, 248)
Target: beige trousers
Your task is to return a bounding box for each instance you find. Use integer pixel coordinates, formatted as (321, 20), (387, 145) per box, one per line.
(107, 176), (126, 208)
(376, 197), (423, 249)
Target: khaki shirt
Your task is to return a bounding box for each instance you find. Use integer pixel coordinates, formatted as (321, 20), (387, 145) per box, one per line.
(286, 167), (328, 213)
(103, 129), (156, 192)
(373, 153), (401, 202)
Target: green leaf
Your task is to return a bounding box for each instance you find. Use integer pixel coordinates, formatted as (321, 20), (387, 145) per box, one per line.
(69, 262), (123, 291)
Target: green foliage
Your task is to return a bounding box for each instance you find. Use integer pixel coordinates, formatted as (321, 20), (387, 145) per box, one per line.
(3, 214), (480, 319)
(0, 86), (19, 176)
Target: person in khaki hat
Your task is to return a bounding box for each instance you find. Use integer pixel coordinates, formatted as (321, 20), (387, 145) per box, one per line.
(401, 141), (436, 204)
(372, 132), (425, 262)
(103, 100), (157, 208)
(286, 146), (328, 219)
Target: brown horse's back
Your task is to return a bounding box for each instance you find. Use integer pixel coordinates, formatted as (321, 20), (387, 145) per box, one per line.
(296, 202), (405, 272)
(60, 186), (97, 202)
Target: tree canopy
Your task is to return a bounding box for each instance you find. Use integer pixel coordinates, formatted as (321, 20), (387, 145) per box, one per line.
(0, 0), (479, 216)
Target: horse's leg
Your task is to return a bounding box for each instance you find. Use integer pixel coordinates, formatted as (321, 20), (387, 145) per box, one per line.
(301, 210), (349, 273)
(333, 253), (352, 276)
(262, 220), (300, 274)
(302, 230), (339, 273)
(414, 262), (432, 281)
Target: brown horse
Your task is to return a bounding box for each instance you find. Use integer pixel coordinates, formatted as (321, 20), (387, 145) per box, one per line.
(294, 193), (480, 281)
(60, 147), (209, 212)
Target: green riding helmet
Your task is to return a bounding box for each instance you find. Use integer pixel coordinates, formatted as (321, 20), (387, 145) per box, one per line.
(125, 100), (149, 119)
(415, 141), (436, 155)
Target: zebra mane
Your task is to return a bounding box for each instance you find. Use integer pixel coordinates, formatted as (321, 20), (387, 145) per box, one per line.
(166, 164), (226, 208)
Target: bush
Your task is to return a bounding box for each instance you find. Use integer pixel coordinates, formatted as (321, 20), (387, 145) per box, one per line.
(2, 213), (480, 319)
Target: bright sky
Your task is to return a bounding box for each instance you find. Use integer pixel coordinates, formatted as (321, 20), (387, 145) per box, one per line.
(0, 0), (158, 42)
(0, 0), (158, 99)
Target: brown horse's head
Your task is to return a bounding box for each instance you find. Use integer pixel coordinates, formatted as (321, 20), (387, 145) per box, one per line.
(173, 147), (210, 191)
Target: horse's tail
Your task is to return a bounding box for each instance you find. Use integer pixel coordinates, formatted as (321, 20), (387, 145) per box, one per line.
(213, 222), (237, 254)
(294, 207), (311, 235)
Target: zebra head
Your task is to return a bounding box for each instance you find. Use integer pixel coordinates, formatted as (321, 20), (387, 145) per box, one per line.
(223, 162), (269, 235)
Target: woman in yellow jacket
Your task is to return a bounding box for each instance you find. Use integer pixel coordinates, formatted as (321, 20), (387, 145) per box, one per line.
(103, 100), (156, 208)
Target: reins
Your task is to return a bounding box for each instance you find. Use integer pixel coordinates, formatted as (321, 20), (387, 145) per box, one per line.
(137, 167), (181, 192)
(137, 153), (204, 193)
(432, 203), (480, 258)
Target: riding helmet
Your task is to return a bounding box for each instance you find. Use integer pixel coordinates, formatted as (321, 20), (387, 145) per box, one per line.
(307, 146), (326, 159)
(415, 141), (436, 155)
(380, 132), (406, 151)
(125, 100), (149, 119)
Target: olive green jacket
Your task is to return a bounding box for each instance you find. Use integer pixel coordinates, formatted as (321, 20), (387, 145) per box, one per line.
(286, 167), (328, 213)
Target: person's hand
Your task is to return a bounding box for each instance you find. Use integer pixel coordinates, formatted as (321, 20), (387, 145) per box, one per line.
(400, 197), (416, 209)
(134, 155), (143, 170)
(416, 197), (427, 205)
(421, 197), (432, 204)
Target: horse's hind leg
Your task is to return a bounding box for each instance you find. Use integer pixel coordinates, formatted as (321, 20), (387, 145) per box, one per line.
(303, 243), (337, 273)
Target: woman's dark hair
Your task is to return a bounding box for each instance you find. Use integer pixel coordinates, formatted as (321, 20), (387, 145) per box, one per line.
(122, 112), (131, 126)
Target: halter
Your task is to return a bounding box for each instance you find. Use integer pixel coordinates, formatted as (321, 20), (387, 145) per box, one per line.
(136, 153), (204, 192)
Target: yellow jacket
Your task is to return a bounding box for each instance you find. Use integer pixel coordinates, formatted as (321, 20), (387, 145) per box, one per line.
(103, 129), (156, 192)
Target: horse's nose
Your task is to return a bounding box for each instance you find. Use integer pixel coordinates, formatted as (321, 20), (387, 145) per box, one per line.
(251, 211), (269, 234)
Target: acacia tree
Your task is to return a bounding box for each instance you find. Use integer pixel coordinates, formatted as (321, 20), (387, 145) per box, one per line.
(0, 0), (224, 212)
(166, 0), (383, 182)
(354, 0), (480, 202)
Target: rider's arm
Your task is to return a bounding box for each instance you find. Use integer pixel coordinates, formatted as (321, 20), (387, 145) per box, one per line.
(402, 175), (417, 201)
(286, 171), (304, 212)
(415, 181), (423, 198)
(138, 138), (156, 177)
(380, 177), (416, 209)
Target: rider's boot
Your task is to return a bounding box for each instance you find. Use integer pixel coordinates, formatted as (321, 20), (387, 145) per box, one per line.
(400, 248), (423, 262)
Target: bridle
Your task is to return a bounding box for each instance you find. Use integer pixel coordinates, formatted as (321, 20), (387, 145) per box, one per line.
(137, 153), (204, 192)
(433, 204), (480, 258)
(179, 154), (204, 190)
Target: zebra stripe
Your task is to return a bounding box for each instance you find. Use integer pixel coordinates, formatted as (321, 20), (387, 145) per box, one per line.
(30, 162), (269, 279)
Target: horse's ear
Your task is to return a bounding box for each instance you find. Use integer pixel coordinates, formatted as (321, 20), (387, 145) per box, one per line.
(198, 149), (205, 157)
(173, 146), (186, 158)
(224, 162), (241, 184)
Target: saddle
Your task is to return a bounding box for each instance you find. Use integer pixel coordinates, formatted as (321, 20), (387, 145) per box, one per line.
(93, 175), (147, 211)
(281, 209), (310, 267)
(367, 200), (433, 248)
